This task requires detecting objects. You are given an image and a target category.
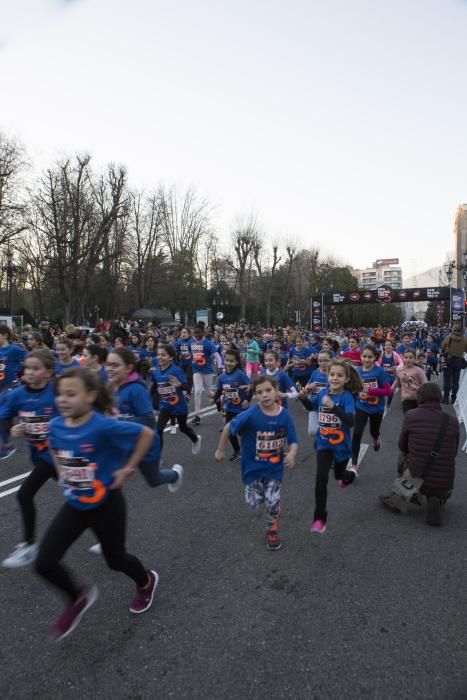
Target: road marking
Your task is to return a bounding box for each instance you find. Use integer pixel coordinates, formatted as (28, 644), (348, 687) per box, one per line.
(347, 443), (368, 468)
(0, 406), (220, 499)
(0, 471), (31, 488)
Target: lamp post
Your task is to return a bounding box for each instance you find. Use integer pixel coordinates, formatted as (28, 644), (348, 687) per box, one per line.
(444, 261), (454, 327)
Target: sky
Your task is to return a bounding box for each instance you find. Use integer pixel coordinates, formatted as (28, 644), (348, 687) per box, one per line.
(1, 0), (467, 280)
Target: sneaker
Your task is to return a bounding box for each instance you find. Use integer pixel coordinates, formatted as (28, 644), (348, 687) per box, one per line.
(373, 439), (382, 452)
(130, 570), (159, 614)
(51, 585), (98, 641)
(349, 464), (359, 476)
(191, 415), (201, 425)
(88, 543), (102, 555)
(338, 479), (351, 489)
(191, 434), (202, 455)
(169, 425), (177, 435)
(2, 542), (39, 568)
(266, 528), (282, 551)
(229, 451), (241, 463)
(167, 464), (183, 493)
(427, 496), (442, 526)
(0, 443), (16, 460)
(310, 519), (326, 534)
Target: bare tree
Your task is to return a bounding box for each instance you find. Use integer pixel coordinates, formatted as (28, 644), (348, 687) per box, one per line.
(0, 132), (28, 246)
(253, 239), (282, 327)
(280, 239), (297, 321)
(128, 190), (165, 308)
(228, 213), (261, 320)
(29, 156), (127, 323)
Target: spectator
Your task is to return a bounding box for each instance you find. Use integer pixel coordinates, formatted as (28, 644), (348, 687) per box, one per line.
(379, 382), (459, 526)
(441, 324), (467, 404)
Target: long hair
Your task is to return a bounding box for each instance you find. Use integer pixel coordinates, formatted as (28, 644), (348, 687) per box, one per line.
(329, 358), (363, 395)
(57, 366), (113, 414)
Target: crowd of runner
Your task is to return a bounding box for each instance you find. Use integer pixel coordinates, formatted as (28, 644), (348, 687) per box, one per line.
(0, 317), (464, 640)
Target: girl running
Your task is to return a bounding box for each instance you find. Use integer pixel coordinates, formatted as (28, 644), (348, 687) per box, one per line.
(174, 328), (194, 398)
(83, 344), (109, 383)
(391, 348), (427, 414)
(152, 344), (201, 453)
(35, 367), (158, 640)
(1, 350), (59, 567)
(310, 359), (362, 534)
(377, 340), (403, 409)
(351, 344), (391, 475)
(286, 335), (312, 388)
(106, 349), (182, 489)
(212, 348), (250, 462)
(262, 350), (297, 408)
(55, 338), (81, 375)
(244, 331), (261, 378)
(341, 336), (362, 367)
(215, 375), (298, 551)
(299, 350), (331, 412)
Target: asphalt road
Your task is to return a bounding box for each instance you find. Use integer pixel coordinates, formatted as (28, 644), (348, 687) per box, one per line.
(0, 391), (466, 700)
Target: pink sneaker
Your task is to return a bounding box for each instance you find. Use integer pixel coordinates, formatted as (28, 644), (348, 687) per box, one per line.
(338, 480), (351, 489)
(129, 570), (159, 614)
(51, 585), (98, 641)
(310, 519), (326, 534)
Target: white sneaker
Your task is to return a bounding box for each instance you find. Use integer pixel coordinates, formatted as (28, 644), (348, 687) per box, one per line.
(168, 464), (184, 493)
(88, 543), (102, 555)
(169, 425), (177, 435)
(192, 434), (202, 455)
(349, 464), (359, 477)
(2, 542), (39, 568)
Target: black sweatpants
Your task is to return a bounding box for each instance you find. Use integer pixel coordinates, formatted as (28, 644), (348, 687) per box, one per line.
(157, 410), (197, 449)
(17, 458), (57, 544)
(351, 409), (383, 464)
(225, 411), (240, 453)
(314, 450), (354, 522)
(35, 490), (148, 603)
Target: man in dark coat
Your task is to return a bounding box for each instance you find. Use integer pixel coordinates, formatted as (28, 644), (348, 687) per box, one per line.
(380, 382), (459, 526)
(441, 324), (467, 404)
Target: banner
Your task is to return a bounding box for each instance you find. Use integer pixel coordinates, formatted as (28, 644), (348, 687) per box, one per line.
(322, 286), (449, 305)
(451, 289), (464, 322)
(311, 297), (323, 332)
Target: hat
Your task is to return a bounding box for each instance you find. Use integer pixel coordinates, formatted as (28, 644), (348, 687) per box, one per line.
(39, 320), (50, 326)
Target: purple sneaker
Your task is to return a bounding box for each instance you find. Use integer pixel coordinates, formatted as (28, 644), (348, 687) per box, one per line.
(129, 570), (159, 614)
(51, 585), (98, 641)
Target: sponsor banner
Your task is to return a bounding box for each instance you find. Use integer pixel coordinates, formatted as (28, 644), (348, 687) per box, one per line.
(322, 287), (450, 305)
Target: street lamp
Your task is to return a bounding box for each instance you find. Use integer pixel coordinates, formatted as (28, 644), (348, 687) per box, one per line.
(3, 249), (27, 317)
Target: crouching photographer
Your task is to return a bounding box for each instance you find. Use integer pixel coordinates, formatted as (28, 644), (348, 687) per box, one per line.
(379, 382), (459, 526)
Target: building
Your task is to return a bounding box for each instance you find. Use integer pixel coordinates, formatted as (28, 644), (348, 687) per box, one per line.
(353, 259), (403, 290)
(403, 265), (443, 321)
(454, 204), (467, 288)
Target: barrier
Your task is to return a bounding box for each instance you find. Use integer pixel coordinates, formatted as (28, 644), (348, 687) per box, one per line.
(453, 364), (467, 453)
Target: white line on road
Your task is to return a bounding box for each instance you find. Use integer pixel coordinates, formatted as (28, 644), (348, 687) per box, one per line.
(0, 471), (32, 489)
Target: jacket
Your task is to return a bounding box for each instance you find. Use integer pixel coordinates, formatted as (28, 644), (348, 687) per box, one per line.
(398, 402), (459, 493)
(441, 332), (467, 359)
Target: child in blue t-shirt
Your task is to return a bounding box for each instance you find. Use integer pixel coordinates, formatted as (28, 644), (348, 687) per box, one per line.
(35, 367), (158, 640)
(212, 348), (251, 462)
(299, 350), (331, 412)
(215, 375), (298, 551)
(310, 359), (362, 534)
(1, 350), (59, 569)
(152, 344), (200, 454)
(54, 338), (81, 375)
(262, 349), (297, 409)
(106, 348), (182, 490)
(351, 344), (391, 475)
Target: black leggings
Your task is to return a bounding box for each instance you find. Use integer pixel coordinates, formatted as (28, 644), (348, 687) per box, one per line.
(315, 450), (353, 522)
(157, 410), (197, 449)
(351, 410), (383, 463)
(35, 490), (148, 603)
(225, 412), (240, 453)
(17, 458), (57, 544)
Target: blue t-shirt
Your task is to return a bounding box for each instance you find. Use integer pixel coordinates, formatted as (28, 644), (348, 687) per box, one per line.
(191, 338), (217, 374)
(396, 341), (416, 355)
(174, 337), (193, 367)
(0, 382), (58, 464)
(261, 368), (294, 408)
(216, 368), (250, 414)
(379, 353), (397, 383)
(424, 342), (439, 361)
(0, 343), (27, 389)
(230, 404), (298, 484)
(315, 388), (355, 461)
(139, 348), (158, 367)
(289, 347), (312, 377)
(49, 412), (153, 511)
(113, 379), (158, 460)
(152, 363), (188, 415)
(356, 365), (390, 414)
(307, 369), (329, 410)
(54, 359), (81, 376)
(127, 344), (141, 359)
